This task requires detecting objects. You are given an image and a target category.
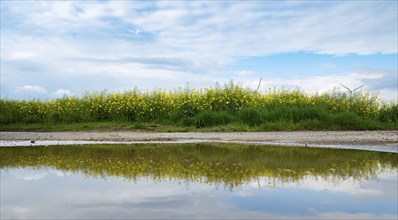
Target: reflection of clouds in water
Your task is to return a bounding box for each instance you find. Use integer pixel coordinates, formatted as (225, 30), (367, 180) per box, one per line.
(16, 173), (47, 181)
(11, 206), (31, 214)
(289, 177), (384, 197)
(2, 167), (397, 219)
(317, 212), (397, 220)
(242, 171), (397, 199)
(62, 176), (210, 206)
(5, 206), (33, 220)
(53, 170), (72, 177)
(255, 171), (397, 198)
(11, 168), (74, 180)
(13, 168), (48, 181)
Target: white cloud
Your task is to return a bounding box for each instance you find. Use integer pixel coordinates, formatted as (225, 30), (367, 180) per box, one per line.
(53, 89), (73, 97)
(235, 71), (256, 76)
(1, 1), (396, 99)
(3, 1), (396, 59)
(238, 71), (397, 101)
(377, 88), (397, 101)
(15, 85), (48, 94)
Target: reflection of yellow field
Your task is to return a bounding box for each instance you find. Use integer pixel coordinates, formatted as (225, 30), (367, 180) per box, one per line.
(1, 143), (397, 189)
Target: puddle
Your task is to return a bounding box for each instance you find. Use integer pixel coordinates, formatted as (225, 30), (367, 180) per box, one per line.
(1, 143), (397, 219)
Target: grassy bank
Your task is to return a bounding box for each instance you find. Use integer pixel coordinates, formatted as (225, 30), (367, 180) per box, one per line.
(1, 83), (397, 131)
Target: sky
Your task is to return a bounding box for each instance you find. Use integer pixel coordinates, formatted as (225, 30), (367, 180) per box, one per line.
(1, 0), (397, 100)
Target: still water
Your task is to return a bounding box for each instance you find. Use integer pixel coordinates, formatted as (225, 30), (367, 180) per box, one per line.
(1, 144), (397, 219)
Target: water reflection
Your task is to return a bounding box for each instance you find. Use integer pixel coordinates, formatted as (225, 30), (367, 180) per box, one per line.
(1, 144), (397, 219)
(1, 144), (397, 188)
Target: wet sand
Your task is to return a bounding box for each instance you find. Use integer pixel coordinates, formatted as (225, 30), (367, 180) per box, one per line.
(1, 131), (397, 152)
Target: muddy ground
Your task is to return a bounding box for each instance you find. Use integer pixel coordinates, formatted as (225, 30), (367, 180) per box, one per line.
(1, 130), (397, 147)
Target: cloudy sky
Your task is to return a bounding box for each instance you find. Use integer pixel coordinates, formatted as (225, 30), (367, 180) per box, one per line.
(1, 1), (397, 100)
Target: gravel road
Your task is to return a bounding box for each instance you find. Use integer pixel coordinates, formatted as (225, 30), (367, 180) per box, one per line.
(1, 131), (397, 152)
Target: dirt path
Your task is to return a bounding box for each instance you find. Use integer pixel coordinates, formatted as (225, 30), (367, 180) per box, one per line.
(1, 130), (397, 147)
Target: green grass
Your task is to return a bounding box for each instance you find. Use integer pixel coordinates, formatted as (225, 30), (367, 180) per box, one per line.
(1, 118), (396, 132)
(1, 83), (397, 131)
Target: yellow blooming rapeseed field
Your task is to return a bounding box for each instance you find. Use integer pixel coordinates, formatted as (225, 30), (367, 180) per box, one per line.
(0, 83), (397, 130)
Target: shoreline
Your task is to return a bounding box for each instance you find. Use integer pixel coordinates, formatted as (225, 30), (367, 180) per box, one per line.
(1, 131), (397, 152)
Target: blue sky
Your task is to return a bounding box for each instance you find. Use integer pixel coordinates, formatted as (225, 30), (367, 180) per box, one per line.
(1, 1), (397, 100)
